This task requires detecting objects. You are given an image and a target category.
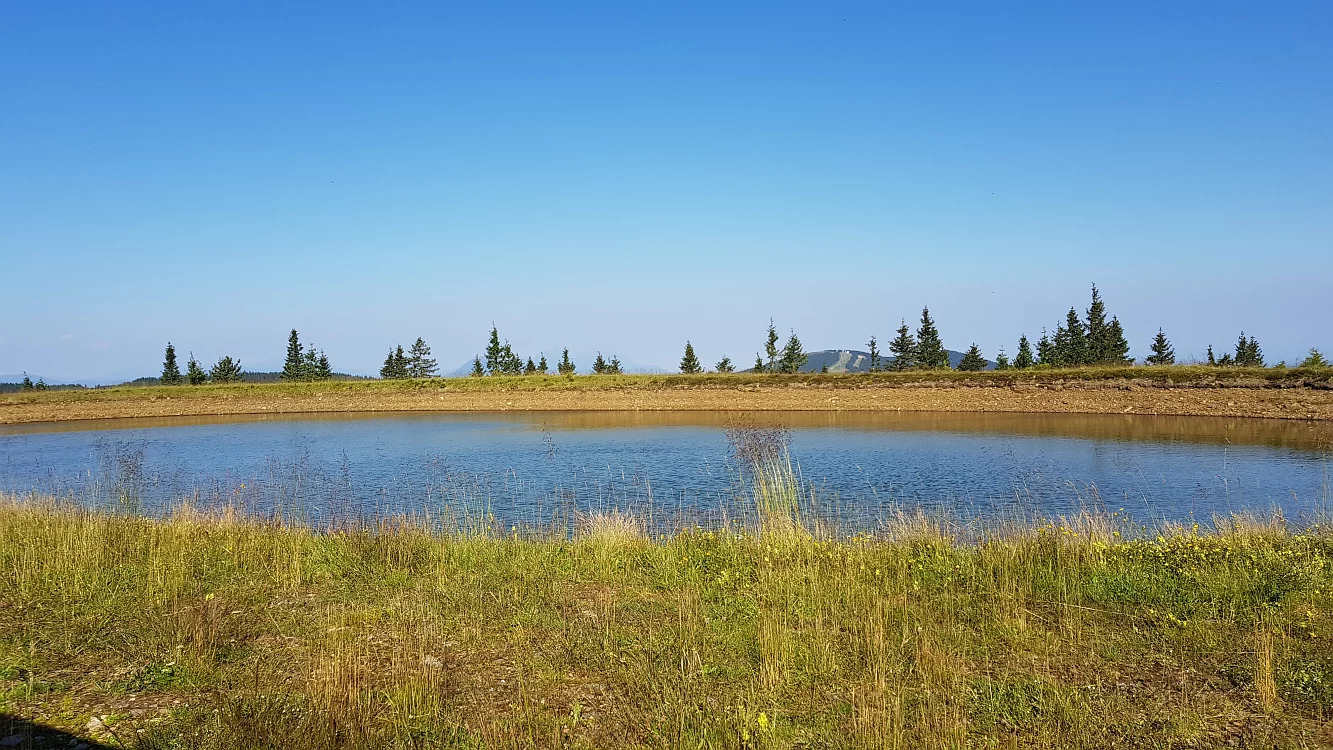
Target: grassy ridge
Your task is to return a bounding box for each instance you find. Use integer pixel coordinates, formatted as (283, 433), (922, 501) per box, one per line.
(3, 365), (1332, 407)
(2, 500), (1331, 748)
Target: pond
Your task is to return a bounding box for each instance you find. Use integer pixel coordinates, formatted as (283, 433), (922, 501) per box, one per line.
(1, 411), (1329, 532)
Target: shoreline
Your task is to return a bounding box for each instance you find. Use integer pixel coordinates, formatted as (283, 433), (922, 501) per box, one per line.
(3, 369), (1333, 425)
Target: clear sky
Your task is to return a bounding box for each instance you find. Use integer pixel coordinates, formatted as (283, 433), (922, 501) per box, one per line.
(2, 2), (1330, 381)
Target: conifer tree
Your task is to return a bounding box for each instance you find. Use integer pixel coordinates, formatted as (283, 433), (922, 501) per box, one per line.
(281, 329), (304, 381)
(592, 352), (607, 375)
(558, 348), (576, 376)
(777, 331), (807, 374)
(1036, 331), (1055, 365)
(1207, 345), (1217, 366)
(1014, 335), (1034, 369)
(956, 343), (987, 371)
(161, 343), (182, 385)
(1300, 349), (1329, 368)
(380, 348), (402, 379)
(914, 307), (948, 369)
(994, 348), (1011, 370)
(35, 379), (47, 391)
(1104, 317), (1131, 364)
(485, 325), (504, 375)
(679, 341), (702, 374)
(394, 345), (408, 378)
(821, 364), (829, 373)
(867, 336), (881, 372)
(187, 353), (207, 385)
(1145, 329), (1175, 366)
(301, 347), (320, 380)
(1053, 307), (1087, 366)
(470, 357), (485, 377)
(1238, 334), (1264, 367)
(407, 338), (438, 378)
(715, 356), (735, 374)
(1084, 285), (1110, 363)
(764, 319), (780, 371)
(1218, 352), (1234, 366)
(210, 356), (244, 383)
(538, 354), (549, 375)
(889, 321), (917, 371)
(20, 374), (33, 391)
(607, 355), (623, 375)
(315, 351), (332, 380)
(753, 354), (765, 373)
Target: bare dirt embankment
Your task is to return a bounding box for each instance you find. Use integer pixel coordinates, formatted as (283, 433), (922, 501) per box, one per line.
(3, 368), (1333, 425)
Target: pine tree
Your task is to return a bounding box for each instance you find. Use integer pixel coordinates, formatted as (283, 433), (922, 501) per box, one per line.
(1104, 316), (1131, 364)
(210, 356), (244, 383)
(407, 338), (438, 378)
(1084, 285), (1110, 363)
(994, 349), (1011, 370)
(715, 356), (735, 374)
(485, 325), (504, 375)
(888, 321), (917, 371)
(914, 307), (948, 369)
(867, 336), (881, 372)
(1218, 352), (1234, 366)
(538, 354), (549, 375)
(35, 379), (47, 391)
(1233, 332), (1264, 367)
(764, 319), (780, 371)
(777, 331), (807, 374)
(301, 347), (319, 380)
(592, 352), (607, 375)
(1014, 335), (1034, 369)
(20, 374), (33, 391)
(1145, 329), (1175, 366)
(753, 354), (765, 373)
(1036, 331), (1055, 365)
(380, 348), (400, 379)
(1053, 307), (1087, 366)
(281, 329), (304, 381)
(607, 355), (623, 375)
(956, 343), (987, 371)
(315, 351), (332, 380)
(558, 348), (576, 376)
(679, 341), (702, 374)
(1300, 349), (1329, 368)
(187, 353), (207, 385)
(523, 357), (536, 376)
(1207, 345), (1217, 366)
(469, 357), (485, 377)
(161, 343), (182, 385)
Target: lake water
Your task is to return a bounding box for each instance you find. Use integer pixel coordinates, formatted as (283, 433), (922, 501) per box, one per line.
(1, 411), (1329, 533)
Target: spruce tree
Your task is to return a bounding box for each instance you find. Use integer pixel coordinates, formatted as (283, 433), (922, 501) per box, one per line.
(592, 352), (607, 375)
(210, 356), (243, 383)
(1233, 332), (1264, 367)
(394, 345), (408, 378)
(187, 353), (207, 385)
(1300, 349), (1329, 368)
(538, 354), (549, 375)
(20, 374), (33, 391)
(1036, 331), (1055, 365)
(161, 343), (182, 385)
(522, 357), (535, 376)
(1104, 316), (1131, 364)
(1207, 345), (1217, 366)
(956, 343), (987, 371)
(1014, 335), (1034, 369)
(753, 354), (765, 373)
(301, 347), (320, 380)
(407, 338), (438, 378)
(764, 319), (780, 371)
(994, 349), (1011, 370)
(607, 355), (623, 375)
(914, 307), (948, 369)
(715, 356), (735, 374)
(485, 325), (504, 375)
(888, 321), (916, 371)
(867, 336), (881, 372)
(281, 329), (304, 381)
(1145, 329), (1175, 366)
(778, 331), (807, 374)
(1084, 285), (1110, 363)
(1053, 307), (1087, 366)
(315, 351), (332, 380)
(470, 357), (485, 377)
(380, 348), (400, 379)
(558, 348), (576, 376)
(679, 341), (702, 374)
(35, 379), (47, 391)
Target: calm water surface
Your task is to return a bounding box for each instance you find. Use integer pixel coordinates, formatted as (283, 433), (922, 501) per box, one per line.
(1, 411), (1329, 531)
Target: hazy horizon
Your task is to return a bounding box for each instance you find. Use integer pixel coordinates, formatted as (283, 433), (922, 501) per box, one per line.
(3, 3), (1330, 382)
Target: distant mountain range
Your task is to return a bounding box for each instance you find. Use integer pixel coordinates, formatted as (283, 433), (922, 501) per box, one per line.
(753, 349), (992, 373)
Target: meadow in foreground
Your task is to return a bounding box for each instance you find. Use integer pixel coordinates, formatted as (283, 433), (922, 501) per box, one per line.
(1, 491), (1331, 749)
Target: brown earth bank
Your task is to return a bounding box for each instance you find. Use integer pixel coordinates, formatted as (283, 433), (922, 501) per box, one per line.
(3, 368), (1333, 425)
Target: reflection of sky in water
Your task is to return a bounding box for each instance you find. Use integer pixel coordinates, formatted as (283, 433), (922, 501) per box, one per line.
(0, 414), (1328, 532)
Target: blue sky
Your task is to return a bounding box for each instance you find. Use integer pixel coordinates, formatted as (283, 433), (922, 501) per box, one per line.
(2, 2), (1329, 381)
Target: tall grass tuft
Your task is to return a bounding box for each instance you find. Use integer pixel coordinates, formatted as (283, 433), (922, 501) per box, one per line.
(726, 425), (809, 539)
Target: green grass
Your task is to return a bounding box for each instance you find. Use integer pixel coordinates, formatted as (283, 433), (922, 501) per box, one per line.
(3, 364), (1331, 406)
(2, 497), (1332, 748)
